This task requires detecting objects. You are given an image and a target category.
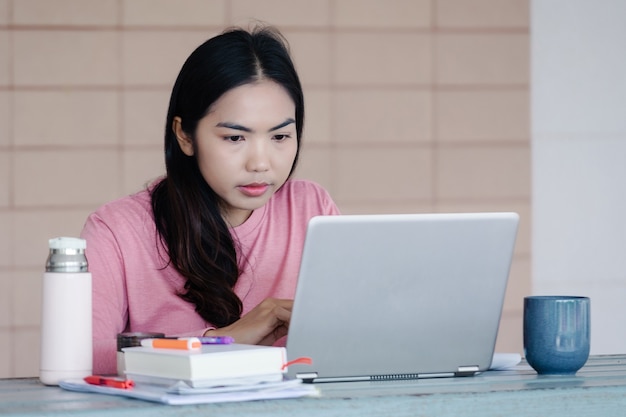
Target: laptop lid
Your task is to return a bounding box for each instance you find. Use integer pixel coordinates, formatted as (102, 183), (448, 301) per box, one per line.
(286, 212), (519, 383)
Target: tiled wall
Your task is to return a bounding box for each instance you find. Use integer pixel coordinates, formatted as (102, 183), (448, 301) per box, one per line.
(0, 0), (530, 377)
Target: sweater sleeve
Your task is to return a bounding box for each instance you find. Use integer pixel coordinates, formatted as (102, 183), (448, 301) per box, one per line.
(80, 212), (129, 375)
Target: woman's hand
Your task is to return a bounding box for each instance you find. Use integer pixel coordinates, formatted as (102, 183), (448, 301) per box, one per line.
(204, 298), (292, 346)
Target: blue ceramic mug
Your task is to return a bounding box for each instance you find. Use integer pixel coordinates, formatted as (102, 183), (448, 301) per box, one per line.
(523, 296), (590, 375)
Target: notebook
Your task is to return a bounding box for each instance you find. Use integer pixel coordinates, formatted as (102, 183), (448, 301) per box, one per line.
(286, 212), (519, 383)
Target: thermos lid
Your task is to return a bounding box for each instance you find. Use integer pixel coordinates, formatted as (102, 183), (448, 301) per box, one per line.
(49, 237), (87, 251)
(46, 237), (88, 272)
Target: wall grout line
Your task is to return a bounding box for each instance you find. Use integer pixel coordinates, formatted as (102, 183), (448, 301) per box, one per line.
(431, 0), (439, 209)
(117, 0), (125, 197)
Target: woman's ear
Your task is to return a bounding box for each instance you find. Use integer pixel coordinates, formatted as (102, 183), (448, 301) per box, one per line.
(173, 117), (194, 156)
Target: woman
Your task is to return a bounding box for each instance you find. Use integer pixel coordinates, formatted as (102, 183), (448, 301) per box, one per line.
(81, 26), (340, 374)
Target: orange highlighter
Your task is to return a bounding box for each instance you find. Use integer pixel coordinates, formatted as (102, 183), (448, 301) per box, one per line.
(140, 337), (201, 350)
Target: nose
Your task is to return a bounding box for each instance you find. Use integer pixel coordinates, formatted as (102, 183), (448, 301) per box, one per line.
(246, 139), (270, 172)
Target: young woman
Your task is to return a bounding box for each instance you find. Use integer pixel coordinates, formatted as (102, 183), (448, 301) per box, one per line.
(81, 26), (340, 374)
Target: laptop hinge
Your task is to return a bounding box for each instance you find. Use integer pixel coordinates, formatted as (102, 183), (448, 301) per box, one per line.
(296, 372), (319, 383)
(455, 365), (480, 377)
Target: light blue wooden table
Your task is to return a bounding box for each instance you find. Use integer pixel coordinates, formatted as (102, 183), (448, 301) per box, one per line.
(2, 355), (626, 416)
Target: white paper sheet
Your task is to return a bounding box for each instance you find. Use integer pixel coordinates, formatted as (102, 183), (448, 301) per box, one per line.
(490, 353), (522, 371)
(59, 378), (319, 405)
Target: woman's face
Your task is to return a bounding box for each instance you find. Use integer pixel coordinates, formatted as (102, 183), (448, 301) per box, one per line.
(174, 80), (298, 227)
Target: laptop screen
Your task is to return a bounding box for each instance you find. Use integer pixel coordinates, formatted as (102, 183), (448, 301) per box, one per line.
(286, 212), (519, 382)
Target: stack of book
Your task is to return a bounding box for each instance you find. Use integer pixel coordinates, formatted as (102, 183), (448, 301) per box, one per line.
(123, 341), (288, 388)
(59, 337), (317, 405)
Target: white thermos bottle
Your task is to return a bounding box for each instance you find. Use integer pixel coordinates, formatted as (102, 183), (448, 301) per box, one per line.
(39, 237), (93, 385)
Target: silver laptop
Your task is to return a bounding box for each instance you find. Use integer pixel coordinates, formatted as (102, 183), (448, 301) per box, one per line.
(286, 212), (519, 383)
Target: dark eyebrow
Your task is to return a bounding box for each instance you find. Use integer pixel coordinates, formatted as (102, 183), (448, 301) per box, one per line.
(215, 122), (252, 132)
(215, 118), (295, 133)
(269, 118), (295, 132)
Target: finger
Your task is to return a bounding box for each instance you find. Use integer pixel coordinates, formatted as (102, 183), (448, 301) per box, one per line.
(273, 325), (288, 340)
(272, 305), (292, 325)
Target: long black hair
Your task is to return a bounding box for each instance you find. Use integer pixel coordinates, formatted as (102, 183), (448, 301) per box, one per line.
(151, 26), (304, 328)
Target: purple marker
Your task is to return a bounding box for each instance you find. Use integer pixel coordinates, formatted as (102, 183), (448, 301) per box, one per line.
(198, 336), (234, 345)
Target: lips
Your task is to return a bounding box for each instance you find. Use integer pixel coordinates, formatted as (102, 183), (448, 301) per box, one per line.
(238, 183), (270, 197)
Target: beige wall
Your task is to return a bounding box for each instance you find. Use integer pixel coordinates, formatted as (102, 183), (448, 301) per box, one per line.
(0, 0), (530, 377)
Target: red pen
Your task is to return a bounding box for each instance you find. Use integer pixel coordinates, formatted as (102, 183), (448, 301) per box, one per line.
(84, 375), (134, 389)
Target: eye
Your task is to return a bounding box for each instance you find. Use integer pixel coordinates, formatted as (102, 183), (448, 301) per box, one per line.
(223, 135), (244, 142)
(273, 134), (291, 141)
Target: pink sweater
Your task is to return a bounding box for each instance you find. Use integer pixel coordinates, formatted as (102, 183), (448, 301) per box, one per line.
(80, 179), (340, 374)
